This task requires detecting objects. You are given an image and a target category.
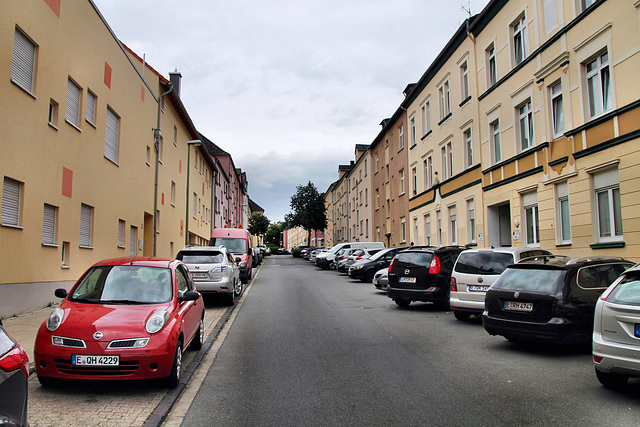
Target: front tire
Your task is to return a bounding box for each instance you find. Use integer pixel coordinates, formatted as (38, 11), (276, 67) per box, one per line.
(453, 311), (471, 321)
(364, 270), (376, 283)
(190, 318), (204, 350)
(166, 340), (183, 388)
(595, 368), (629, 388)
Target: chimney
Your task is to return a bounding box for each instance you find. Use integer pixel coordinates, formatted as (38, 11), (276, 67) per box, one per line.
(169, 69), (182, 97)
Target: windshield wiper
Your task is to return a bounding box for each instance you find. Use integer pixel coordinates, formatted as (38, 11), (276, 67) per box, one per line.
(70, 297), (99, 304)
(100, 299), (147, 305)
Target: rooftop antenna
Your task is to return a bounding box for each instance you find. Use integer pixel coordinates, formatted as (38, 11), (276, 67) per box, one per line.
(462, 0), (471, 17)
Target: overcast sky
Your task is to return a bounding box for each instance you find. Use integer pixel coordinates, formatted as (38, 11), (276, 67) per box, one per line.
(93, 0), (490, 223)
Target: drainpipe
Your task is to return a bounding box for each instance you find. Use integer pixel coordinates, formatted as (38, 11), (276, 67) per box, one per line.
(153, 83), (173, 257)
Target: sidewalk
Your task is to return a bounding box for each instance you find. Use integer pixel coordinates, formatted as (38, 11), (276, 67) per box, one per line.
(2, 306), (55, 373)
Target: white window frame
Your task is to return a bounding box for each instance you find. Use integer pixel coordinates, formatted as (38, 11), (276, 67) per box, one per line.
(460, 61), (470, 100)
(467, 199), (476, 244)
(487, 44), (497, 86)
(12, 27), (36, 94)
(422, 99), (432, 135)
(543, 0), (559, 34)
(43, 204), (57, 245)
(585, 51), (612, 119)
(80, 203), (93, 248)
(550, 82), (565, 138)
(449, 205), (457, 245)
(411, 166), (417, 196)
(424, 214), (431, 246)
(556, 182), (571, 244)
(593, 168), (623, 243)
(438, 80), (451, 120)
(86, 89), (96, 126)
(410, 116), (416, 147)
(424, 155), (433, 189)
(66, 77), (82, 129)
(104, 106), (120, 164)
(399, 169), (405, 195)
(491, 120), (502, 163)
(512, 14), (528, 66)
(518, 100), (534, 151)
(522, 192), (540, 247)
(441, 140), (453, 180)
(398, 125), (404, 150)
(401, 217), (406, 243)
(463, 128), (473, 168)
(2, 177), (22, 227)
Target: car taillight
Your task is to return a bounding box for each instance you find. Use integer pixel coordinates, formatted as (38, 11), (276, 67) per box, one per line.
(388, 258), (396, 273)
(429, 256), (441, 274)
(356, 256), (363, 260)
(220, 265), (229, 272)
(0, 345), (28, 373)
(450, 277), (457, 292)
(600, 281), (620, 301)
(593, 355), (604, 364)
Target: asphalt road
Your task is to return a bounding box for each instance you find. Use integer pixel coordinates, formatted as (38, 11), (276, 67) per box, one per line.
(182, 255), (640, 426)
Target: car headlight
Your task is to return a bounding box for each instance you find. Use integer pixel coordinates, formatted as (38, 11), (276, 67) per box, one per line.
(46, 307), (65, 331)
(239, 261), (247, 268)
(145, 310), (169, 334)
(353, 265), (363, 270)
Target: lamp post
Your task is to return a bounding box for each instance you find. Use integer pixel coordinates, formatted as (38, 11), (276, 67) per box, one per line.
(185, 139), (202, 246)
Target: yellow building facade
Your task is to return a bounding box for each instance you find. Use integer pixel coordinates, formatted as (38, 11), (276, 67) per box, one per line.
(1, 0), (214, 317)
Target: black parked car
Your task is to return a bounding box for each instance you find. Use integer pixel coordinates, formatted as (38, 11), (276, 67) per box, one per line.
(483, 255), (634, 344)
(387, 246), (467, 308)
(349, 247), (409, 283)
(0, 319), (29, 427)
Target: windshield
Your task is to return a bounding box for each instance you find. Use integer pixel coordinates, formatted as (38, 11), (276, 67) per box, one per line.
(211, 238), (247, 253)
(70, 265), (173, 304)
(177, 251), (224, 264)
(0, 327), (15, 358)
(491, 267), (564, 294)
(455, 252), (514, 275)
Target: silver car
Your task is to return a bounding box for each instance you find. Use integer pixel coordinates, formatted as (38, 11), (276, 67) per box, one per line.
(176, 245), (242, 305)
(593, 263), (640, 388)
(373, 268), (388, 290)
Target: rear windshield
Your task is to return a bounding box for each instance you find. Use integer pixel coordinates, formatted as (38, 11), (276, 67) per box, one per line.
(177, 251), (224, 264)
(454, 252), (513, 275)
(395, 252), (433, 267)
(607, 273), (640, 306)
(0, 327), (15, 359)
(491, 267), (565, 294)
(210, 238), (247, 253)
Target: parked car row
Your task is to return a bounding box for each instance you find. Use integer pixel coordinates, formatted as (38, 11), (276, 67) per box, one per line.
(299, 243), (640, 389)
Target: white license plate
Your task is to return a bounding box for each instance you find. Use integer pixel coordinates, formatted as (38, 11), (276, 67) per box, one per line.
(399, 277), (416, 283)
(191, 272), (208, 279)
(72, 355), (119, 366)
(468, 285), (490, 292)
(504, 301), (533, 312)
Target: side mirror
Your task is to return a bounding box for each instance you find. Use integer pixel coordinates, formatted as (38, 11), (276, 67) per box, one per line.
(235, 257), (242, 264)
(54, 288), (68, 298)
(179, 290), (200, 302)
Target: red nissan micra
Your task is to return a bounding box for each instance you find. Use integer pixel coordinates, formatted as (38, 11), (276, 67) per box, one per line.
(35, 257), (205, 388)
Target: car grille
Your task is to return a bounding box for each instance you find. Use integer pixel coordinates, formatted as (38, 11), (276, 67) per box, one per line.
(53, 336), (86, 348)
(108, 339), (139, 348)
(54, 359), (139, 376)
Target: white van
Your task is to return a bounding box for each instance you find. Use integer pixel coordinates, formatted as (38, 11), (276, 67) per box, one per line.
(315, 242), (385, 270)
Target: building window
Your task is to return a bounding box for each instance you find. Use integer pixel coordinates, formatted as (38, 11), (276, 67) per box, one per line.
(460, 61), (470, 100)
(375, 153), (379, 173)
(550, 82), (565, 137)
(118, 219), (126, 248)
(593, 168), (623, 243)
(467, 199), (476, 244)
(437, 211), (442, 246)
(556, 182), (571, 244)
(12, 27), (37, 94)
(170, 182), (176, 206)
(48, 99), (59, 128)
(410, 117), (416, 147)
(522, 192), (539, 246)
(411, 167), (417, 195)
(449, 206), (457, 245)
(365, 188), (368, 206)
(464, 129), (473, 168)
(398, 125), (404, 150)
(424, 156), (433, 189)
(399, 169), (405, 195)
(375, 189), (379, 210)
(401, 217), (406, 243)
(130, 226), (138, 256)
(518, 100), (534, 151)
(1, 177), (22, 227)
(376, 227), (381, 242)
(80, 203), (93, 248)
(66, 78), (82, 128)
(104, 106), (120, 163)
(386, 199), (391, 218)
(487, 44), (497, 86)
(86, 90), (96, 125)
(422, 100), (432, 135)
(424, 214), (431, 246)
(491, 120), (501, 163)
(439, 80), (451, 120)
(582, 0), (596, 12)
(543, 0), (558, 34)
(512, 15), (528, 66)
(585, 51), (612, 119)
(43, 204), (57, 245)
(441, 141), (453, 180)
(193, 193), (197, 218)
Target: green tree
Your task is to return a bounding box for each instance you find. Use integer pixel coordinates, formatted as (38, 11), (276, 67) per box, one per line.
(265, 222), (285, 248)
(248, 213), (270, 245)
(285, 181), (327, 245)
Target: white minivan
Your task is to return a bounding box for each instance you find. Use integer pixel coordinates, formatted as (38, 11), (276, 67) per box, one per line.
(315, 242), (385, 270)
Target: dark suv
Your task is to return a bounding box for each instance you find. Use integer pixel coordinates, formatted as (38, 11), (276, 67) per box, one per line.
(348, 247), (409, 283)
(387, 246), (467, 308)
(483, 256), (634, 344)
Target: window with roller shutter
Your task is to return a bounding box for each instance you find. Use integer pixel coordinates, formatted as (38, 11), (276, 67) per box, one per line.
(80, 203), (93, 247)
(104, 106), (119, 163)
(43, 204), (57, 245)
(2, 177), (22, 227)
(11, 27), (36, 94)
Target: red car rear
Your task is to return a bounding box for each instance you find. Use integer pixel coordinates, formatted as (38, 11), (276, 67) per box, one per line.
(34, 257), (204, 388)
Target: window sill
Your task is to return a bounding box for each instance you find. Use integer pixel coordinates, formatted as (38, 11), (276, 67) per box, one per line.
(79, 245), (94, 250)
(421, 130), (432, 141)
(555, 243), (572, 247)
(85, 119), (97, 129)
(65, 119), (82, 132)
(48, 122), (59, 131)
(62, 264), (72, 269)
(42, 243), (60, 248)
(1, 223), (24, 230)
(590, 241), (625, 249)
(117, 245), (126, 249)
(11, 79), (37, 99)
(438, 113), (452, 126)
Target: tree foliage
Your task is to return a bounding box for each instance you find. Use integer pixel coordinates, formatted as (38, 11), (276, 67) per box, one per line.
(285, 181), (327, 244)
(247, 213), (270, 244)
(265, 222), (285, 247)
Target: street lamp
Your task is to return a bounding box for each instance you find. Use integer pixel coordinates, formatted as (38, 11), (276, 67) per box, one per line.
(185, 139), (202, 246)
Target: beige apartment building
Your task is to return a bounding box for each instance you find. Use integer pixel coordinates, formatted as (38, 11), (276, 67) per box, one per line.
(467, 0), (640, 258)
(404, 21), (484, 249)
(1, 0), (215, 317)
(348, 145), (373, 242)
